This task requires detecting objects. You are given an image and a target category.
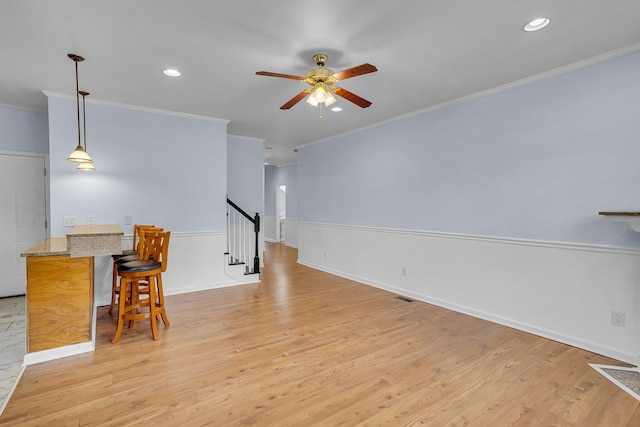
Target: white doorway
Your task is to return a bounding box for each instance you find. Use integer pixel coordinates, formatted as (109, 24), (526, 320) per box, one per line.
(0, 152), (47, 298)
(275, 185), (286, 243)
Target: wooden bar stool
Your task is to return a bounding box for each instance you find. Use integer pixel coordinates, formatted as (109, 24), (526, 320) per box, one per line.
(109, 224), (159, 314)
(113, 230), (170, 343)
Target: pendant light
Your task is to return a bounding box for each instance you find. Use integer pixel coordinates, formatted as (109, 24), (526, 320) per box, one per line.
(76, 91), (95, 171)
(66, 54), (93, 164)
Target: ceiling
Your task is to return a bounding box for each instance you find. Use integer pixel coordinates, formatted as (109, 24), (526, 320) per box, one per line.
(1, 1), (640, 166)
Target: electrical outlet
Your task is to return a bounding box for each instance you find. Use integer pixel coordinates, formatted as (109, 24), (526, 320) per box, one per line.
(63, 216), (76, 227)
(611, 311), (626, 327)
(323, 251), (328, 258)
(87, 215), (94, 224)
(124, 215), (132, 225)
(402, 266), (409, 277)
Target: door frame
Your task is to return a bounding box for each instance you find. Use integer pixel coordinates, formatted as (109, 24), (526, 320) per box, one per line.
(275, 184), (286, 243)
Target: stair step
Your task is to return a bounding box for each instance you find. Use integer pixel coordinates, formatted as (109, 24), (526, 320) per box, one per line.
(224, 252), (259, 284)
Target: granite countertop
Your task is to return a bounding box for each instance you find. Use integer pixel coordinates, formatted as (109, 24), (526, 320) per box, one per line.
(21, 237), (69, 257)
(21, 224), (125, 257)
(66, 224), (124, 236)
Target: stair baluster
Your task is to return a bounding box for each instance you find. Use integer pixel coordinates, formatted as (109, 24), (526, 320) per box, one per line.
(226, 198), (260, 275)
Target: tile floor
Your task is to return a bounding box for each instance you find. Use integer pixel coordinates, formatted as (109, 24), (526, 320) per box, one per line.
(0, 296), (25, 416)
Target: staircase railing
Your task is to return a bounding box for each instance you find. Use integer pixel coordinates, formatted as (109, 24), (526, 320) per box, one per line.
(226, 198), (260, 274)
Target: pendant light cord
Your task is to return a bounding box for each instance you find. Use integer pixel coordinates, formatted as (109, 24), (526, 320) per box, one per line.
(75, 60), (81, 148)
(80, 92), (89, 150)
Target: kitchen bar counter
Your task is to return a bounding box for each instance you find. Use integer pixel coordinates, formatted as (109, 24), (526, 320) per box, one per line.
(20, 224), (123, 364)
(22, 224), (124, 257)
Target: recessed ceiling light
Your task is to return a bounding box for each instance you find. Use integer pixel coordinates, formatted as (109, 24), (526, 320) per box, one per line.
(264, 162), (269, 165)
(523, 17), (550, 32)
(331, 106), (342, 112)
(163, 68), (181, 77)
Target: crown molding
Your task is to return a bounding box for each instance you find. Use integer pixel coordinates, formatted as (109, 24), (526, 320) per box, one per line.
(41, 91), (230, 124)
(227, 134), (266, 143)
(0, 102), (45, 113)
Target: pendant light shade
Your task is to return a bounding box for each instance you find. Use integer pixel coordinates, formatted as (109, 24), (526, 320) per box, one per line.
(67, 146), (93, 163)
(66, 53), (93, 164)
(76, 162), (96, 171)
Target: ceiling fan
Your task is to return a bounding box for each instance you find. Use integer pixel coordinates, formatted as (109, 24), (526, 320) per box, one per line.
(256, 53), (377, 112)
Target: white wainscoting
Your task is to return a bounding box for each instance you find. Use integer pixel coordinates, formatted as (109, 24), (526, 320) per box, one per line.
(264, 216), (276, 242)
(93, 231), (241, 307)
(298, 222), (640, 365)
(284, 218), (298, 248)
(264, 216), (298, 248)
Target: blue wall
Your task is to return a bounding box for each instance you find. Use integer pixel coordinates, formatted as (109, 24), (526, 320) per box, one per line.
(227, 135), (264, 218)
(265, 163), (298, 219)
(298, 50), (640, 247)
(0, 106), (48, 153)
(48, 97), (228, 236)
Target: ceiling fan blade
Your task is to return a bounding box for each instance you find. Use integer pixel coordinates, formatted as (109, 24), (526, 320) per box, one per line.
(333, 87), (372, 108)
(332, 63), (377, 81)
(256, 71), (305, 81)
(280, 90), (311, 110)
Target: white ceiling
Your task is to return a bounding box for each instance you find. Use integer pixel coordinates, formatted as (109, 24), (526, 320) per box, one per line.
(2, 1), (640, 165)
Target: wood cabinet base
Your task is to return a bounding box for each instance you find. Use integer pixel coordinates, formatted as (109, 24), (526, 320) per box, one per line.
(26, 255), (93, 353)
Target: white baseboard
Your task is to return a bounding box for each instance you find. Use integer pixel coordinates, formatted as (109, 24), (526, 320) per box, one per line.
(23, 341), (95, 366)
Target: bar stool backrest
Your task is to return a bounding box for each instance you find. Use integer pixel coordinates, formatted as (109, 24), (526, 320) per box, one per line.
(139, 230), (171, 272)
(136, 226), (163, 258)
(132, 224), (156, 254)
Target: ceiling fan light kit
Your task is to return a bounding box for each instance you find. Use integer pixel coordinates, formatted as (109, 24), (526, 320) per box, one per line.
(305, 83), (336, 107)
(256, 53), (377, 118)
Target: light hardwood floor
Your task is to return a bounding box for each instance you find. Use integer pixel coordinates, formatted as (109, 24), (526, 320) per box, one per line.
(2, 242), (640, 426)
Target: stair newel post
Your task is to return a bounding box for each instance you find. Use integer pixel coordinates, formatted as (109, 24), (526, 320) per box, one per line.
(253, 212), (260, 274)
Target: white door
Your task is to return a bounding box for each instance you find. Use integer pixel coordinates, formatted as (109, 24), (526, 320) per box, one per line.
(0, 154), (47, 297)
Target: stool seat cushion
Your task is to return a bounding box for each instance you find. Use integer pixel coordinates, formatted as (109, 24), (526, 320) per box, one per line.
(118, 260), (162, 273)
(116, 254), (140, 264)
(112, 249), (138, 259)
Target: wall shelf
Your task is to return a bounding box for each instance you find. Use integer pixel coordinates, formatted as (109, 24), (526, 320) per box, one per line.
(599, 212), (640, 232)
